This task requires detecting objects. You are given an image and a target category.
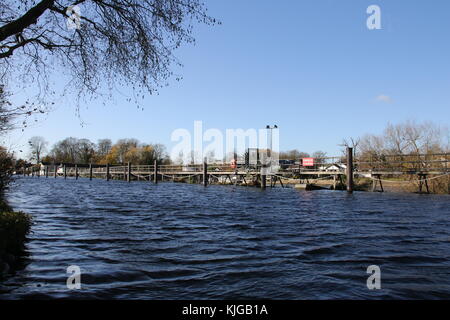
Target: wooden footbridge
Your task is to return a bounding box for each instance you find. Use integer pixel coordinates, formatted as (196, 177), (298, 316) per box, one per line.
(21, 149), (450, 194)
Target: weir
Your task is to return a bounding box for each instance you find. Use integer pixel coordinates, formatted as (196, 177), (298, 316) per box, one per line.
(19, 152), (450, 194)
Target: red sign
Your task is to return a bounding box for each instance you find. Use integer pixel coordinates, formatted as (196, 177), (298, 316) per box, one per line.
(302, 158), (315, 167)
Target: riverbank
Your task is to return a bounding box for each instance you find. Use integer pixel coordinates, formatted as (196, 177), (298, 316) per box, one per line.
(0, 200), (32, 276)
(293, 176), (450, 194)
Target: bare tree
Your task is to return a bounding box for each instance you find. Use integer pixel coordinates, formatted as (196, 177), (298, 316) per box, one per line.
(28, 136), (48, 164)
(384, 122), (408, 154)
(355, 120), (449, 158)
(340, 137), (360, 158)
(78, 138), (95, 164)
(312, 150), (327, 163)
(279, 149), (310, 160)
(359, 134), (385, 157)
(0, 85), (42, 134)
(152, 143), (167, 162)
(50, 137), (79, 163)
(0, 0), (217, 118)
(96, 139), (112, 158)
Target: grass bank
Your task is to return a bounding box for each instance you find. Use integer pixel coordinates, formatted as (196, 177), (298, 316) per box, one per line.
(0, 200), (32, 275)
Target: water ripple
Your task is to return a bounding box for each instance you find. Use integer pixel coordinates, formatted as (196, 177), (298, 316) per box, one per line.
(1, 177), (450, 299)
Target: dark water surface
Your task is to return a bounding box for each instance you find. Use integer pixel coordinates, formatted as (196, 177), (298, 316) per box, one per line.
(1, 177), (450, 299)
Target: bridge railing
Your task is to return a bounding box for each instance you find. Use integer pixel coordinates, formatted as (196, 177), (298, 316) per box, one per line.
(38, 153), (450, 177)
(354, 153), (450, 173)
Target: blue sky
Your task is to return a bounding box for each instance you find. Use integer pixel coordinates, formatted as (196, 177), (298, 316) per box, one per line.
(6, 0), (450, 158)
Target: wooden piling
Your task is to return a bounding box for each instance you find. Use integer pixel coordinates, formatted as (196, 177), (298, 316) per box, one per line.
(261, 174), (267, 189)
(153, 160), (158, 184)
(127, 162), (131, 182)
(23, 166), (26, 177)
(418, 174), (429, 194)
(54, 165), (57, 178)
(372, 174), (384, 192)
(45, 166), (49, 178)
(63, 165), (67, 179)
(89, 163), (93, 181)
(346, 147), (354, 193)
(75, 164), (79, 180)
(203, 158), (208, 187)
(106, 163), (110, 181)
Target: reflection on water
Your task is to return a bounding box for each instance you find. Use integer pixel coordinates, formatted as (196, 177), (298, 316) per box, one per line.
(1, 177), (450, 299)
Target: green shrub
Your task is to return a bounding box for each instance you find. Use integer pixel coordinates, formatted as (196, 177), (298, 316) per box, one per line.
(0, 210), (32, 256)
(0, 146), (14, 196)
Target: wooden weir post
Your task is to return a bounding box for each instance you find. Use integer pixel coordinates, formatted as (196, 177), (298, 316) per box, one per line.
(63, 165), (67, 179)
(106, 163), (110, 181)
(75, 164), (79, 180)
(418, 174), (429, 194)
(45, 166), (49, 178)
(127, 162), (131, 182)
(154, 160), (158, 184)
(54, 164), (57, 178)
(23, 166), (26, 177)
(261, 165), (267, 190)
(203, 157), (208, 187)
(89, 163), (93, 181)
(346, 147), (354, 193)
(372, 174), (384, 192)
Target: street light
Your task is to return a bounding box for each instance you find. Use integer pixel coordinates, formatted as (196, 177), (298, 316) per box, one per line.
(266, 125), (277, 157)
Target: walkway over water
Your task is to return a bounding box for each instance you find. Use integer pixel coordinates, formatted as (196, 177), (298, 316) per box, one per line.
(22, 152), (450, 193)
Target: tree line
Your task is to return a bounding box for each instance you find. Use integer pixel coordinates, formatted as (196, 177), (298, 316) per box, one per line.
(354, 120), (449, 159)
(28, 137), (171, 166)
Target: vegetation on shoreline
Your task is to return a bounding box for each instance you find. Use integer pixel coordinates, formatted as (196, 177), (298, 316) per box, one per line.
(0, 200), (32, 275)
(29, 137), (171, 166)
(0, 204), (32, 256)
(0, 148), (32, 275)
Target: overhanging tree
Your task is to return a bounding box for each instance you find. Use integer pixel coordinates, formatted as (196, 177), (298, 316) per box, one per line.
(0, 0), (217, 114)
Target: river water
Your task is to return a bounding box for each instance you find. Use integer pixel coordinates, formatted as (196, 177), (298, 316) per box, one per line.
(1, 177), (449, 299)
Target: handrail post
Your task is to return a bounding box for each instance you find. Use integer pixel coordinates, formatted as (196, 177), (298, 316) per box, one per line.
(203, 157), (208, 187)
(347, 147), (354, 193)
(154, 160), (158, 184)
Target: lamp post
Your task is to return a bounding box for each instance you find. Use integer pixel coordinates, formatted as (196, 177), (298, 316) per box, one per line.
(263, 125), (278, 189)
(266, 125), (278, 158)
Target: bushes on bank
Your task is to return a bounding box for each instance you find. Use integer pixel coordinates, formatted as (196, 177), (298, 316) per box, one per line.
(0, 209), (32, 257)
(0, 147), (32, 275)
(0, 147), (13, 196)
